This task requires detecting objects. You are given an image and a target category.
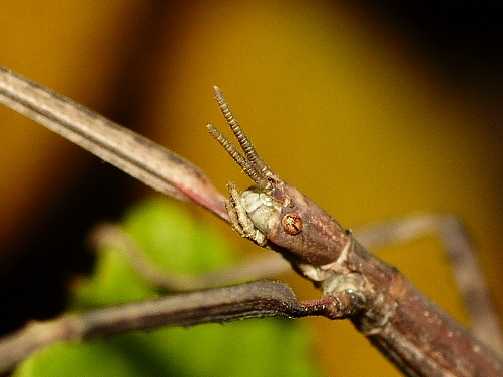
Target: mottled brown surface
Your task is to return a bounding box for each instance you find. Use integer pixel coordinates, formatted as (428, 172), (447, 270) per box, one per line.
(269, 184), (351, 266)
(348, 242), (503, 376)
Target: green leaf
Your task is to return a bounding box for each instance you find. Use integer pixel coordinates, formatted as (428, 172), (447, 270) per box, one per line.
(123, 198), (235, 276)
(14, 198), (322, 377)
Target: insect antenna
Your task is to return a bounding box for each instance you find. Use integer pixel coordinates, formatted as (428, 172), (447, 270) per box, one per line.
(212, 86), (273, 177)
(207, 123), (265, 184)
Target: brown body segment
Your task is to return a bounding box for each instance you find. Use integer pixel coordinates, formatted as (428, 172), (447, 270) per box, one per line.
(347, 242), (503, 377)
(268, 184), (351, 266)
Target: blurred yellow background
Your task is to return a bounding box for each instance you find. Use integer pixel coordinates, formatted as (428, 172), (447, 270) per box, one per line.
(1, 1), (503, 376)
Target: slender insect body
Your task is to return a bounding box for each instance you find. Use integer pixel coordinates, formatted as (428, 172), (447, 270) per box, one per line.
(2, 68), (502, 376)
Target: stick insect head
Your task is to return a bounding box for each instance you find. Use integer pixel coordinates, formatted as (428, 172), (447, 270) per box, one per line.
(207, 87), (348, 266)
(207, 86), (286, 240)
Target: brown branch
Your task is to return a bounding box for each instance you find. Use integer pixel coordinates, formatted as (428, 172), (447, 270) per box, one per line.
(0, 280), (354, 373)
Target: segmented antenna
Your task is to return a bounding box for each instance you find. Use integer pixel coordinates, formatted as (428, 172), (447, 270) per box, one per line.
(212, 86), (272, 176)
(207, 123), (265, 184)
(207, 86), (279, 188)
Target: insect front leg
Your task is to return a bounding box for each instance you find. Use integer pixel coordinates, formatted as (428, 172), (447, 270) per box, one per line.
(225, 182), (267, 246)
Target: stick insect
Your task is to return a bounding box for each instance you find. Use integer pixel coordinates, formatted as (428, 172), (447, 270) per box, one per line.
(0, 67), (502, 376)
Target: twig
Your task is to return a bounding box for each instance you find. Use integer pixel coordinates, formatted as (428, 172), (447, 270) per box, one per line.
(90, 223), (289, 291)
(0, 280), (356, 373)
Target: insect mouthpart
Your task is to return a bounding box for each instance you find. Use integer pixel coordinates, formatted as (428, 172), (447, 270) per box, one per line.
(240, 189), (282, 234)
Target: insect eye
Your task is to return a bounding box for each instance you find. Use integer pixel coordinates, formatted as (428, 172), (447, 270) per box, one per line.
(282, 213), (303, 235)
